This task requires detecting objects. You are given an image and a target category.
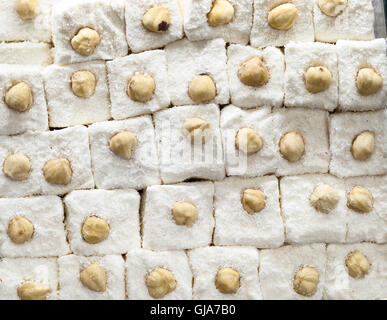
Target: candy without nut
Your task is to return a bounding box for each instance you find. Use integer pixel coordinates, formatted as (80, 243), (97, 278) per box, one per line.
(0, 42), (52, 66)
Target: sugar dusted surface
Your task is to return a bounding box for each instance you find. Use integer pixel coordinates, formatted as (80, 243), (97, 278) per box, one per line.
(0, 42), (52, 66)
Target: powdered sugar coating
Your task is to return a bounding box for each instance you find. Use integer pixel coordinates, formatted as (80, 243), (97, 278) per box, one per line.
(284, 42), (338, 111)
(64, 189), (141, 255)
(88, 117), (161, 190)
(165, 38), (229, 106)
(188, 246), (262, 300)
(107, 50), (170, 120)
(259, 244), (326, 300)
(250, 0), (314, 48)
(0, 64), (48, 135)
(214, 176), (284, 248)
(337, 39), (387, 111)
(184, 0), (253, 44)
(58, 254), (125, 300)
(142, 182), (214, 250)
(126, 249), (192, 300)
(125, 0), (183, 53)
(227, 45), (284, 108)
(0, 42), (52, 66)
(329, 110), (385, 177)
(52, 0), (128, 64)
(0, 196), (69, 257)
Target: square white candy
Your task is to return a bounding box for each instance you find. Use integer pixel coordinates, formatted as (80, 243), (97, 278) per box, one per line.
(273, 108), (330, 176)
(142, 182), (215, 250)
(313, 0), (374, 42)
(44, 61), (110, 128)
(214, 176), (284, 248)
(329, 110), (385, 177)
(259, 244), (326, 300)
(220, 105), (278, 177)
(325, 243), (387, 300)
(227, 45), (284, 108)
(0, 64), (48, 135)
(0, 257), (58, 300)
(188, 246), (262, 300)
(250, 0), (314, 48)
(88, 117), (160, 190)
(154, 104), (225, 184)
(52, 0), (128, 64)
(0, 42), (52, 66)
(184, 0), (253, 44)
(0, 196), (69, 258)
(0, 126), (94, 198)
(58, 254), (125, 300)
(280, 174), (347, 244)
(284, 42), (338, 111)
(345, 176), (387, 244)
(337, 39), (387, 111)
(125, 0), (183, 53)
(107, 50), (170, 120)
(64, 189), (141, 255)
(165, 38), (229, 106)
(126, 249), (192, 300)
(0, 0), (52, 42)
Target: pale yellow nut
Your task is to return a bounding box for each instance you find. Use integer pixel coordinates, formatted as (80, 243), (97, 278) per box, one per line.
(183, 118), (210, 143)
(188, 75), (217, 103)
(279, 131), (305, 162)
(351, 131), (375, 161)
(345, 251), (370, 279)
(80, 263), (107, 292)
(268, 3), (298, 31)
(172, 202), (198, 227)
(7, 216), (34, 244)
(238, 57), (269, 88)
(242, 189), (266, 214)
(305, 66), (332, 93)
(347, 186), (374, 213)
(309, 184), (339, 214)
(318, 0), (347, 17)
(71, 70), (96, 98)
(142, 6), (170, 32)
(3, 154), (31, 181)
(71, 27), (100, 56)
(293, 266), (319, 297)
(17, 281), (51, 300)
(127, 74), (155, 103)
(356, 68), (383, 96)
(81, 216), (110, 244)
(43, 159), (72, 185)
(4, 81), (33, 112)
(207, 0), (235, 27)
(215, 267), (240, 294)
(15, 0), (38, 20)
(235, 127), (263, 155)
(146, 268), (177, 299)
(109, 131), (137, 160)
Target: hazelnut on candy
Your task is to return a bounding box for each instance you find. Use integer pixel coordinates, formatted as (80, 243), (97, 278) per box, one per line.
(142, 6), (170, 33)
(17, 281), (51, 300)
(293, 266), (319, 297)
(242, 189), (266, 214)
(172, 202), (198, 227)
(351, 131), (375, 161)
(356, 68), (383, 96)
(109, 131), (137, 160)
(43, 159), (72, 185)
(305, 66), (332, 93)
(188, 75), (217, 103)
(3, 154), (31, 181)
(345, 251), (370, 279)
(268, 3), (298, 31)
(347, 186), (373, 213)
(235, 128), (263, 155)
(127, 74), (155, 103)
(81, 216), (110, 244)
(146, 268), (177, 299)
(183, 118), (210, 143)
(71, 27), (100, 56)
(5, 81), (33, 112)
(7, 216), (34, 244)
(279, 131), (305, 162)
(207, 0), (235, 27)
(15, 0), (38, 20)
(215, 267), (240, 294)
(318, 0), (347, 17)
(80, 263), (107, 292)
(309, 184), (339, 214)
(238, 57), (269, 88)
(71, 71), (96, 98)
